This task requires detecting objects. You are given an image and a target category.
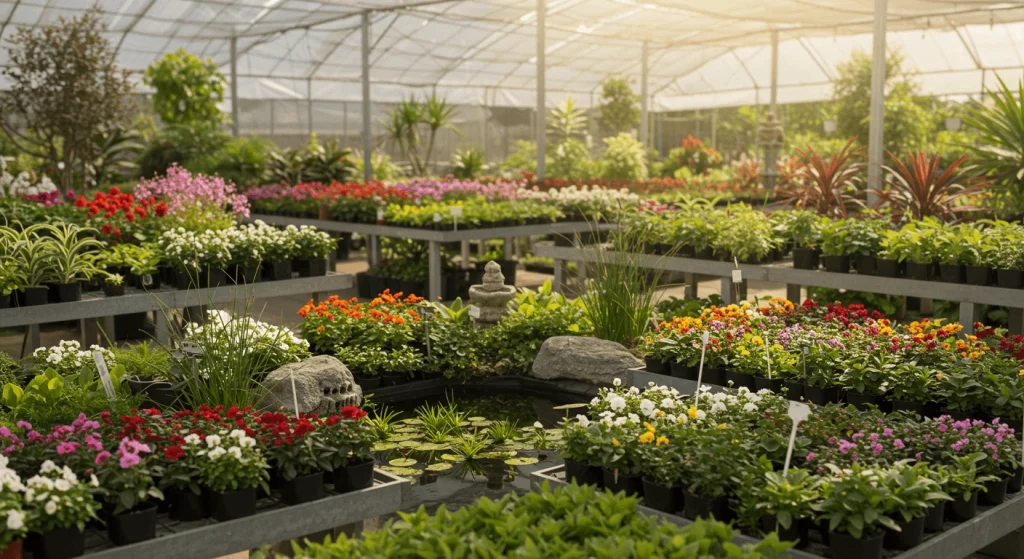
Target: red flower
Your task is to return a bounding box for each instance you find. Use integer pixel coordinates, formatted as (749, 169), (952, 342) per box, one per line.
(164, 445), (185, 462)
(101, 224), (113, 235)
(340, 406), (367, 420)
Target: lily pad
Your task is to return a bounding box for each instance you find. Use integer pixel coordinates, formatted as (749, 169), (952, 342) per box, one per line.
(416, 442), (450, 451)
(466, 416), (487, 422)
(389, 458), (418, 467)
(440, 453), (466, 462)
(372, 442), (399, 451)
(381, 466), (420, 476)
(470, 420), (494, 427)
(552, 403), (589, 410)
(478, 450), (516, 459)
(401, 440), (423, 449)
(389, 433), (422, 442)
(425, 463), (453, 472)
(394, 427), (420, 433)
(505, 457), (540, 466)
(400, 419), (423, 425)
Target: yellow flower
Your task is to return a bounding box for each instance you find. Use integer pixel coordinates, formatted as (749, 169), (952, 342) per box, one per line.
(771, 344), (784, 352)
(731, 439), (739, 444)
(687, 406), (699, 419)
(936, 373), (945, 381)
(717, 423), (728, 430)
(655, 436), (669, 446)
(1018, 369), (1024, 377)
(740, 349), (751, 357)
(751, 335), (764, 346)
(655, 410), (665, 417)
(612, 438), (620, 447)
(968, 351), (980, 359)
(643, 421), (656, 433)
(639, 432), (655, 444)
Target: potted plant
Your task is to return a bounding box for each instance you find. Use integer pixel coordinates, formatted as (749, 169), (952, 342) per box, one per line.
(22, 461), (100, 559)
(596, 425), (644, 498)
(117, 342), (177, 408)
(0, 258), (25, 310)
(129, 245), (163, 290)
(820, 220), (853, 273)
(940, 453), (995, 522)
(323, 406), (376, 493)
(94, 438), (164, 546)
(290, 226), (333, 277)
(160, 434), (207, 521)
(680, 427), (739, 520)
(0, 456), (26, 559)
(784, 211), (826, 270)
(988, 224), (1024, 288)
(885, 362), (934, 415)
(262, 226), (297, 281)
(880, 461), (950, 550)
(103, 273), (125, 297)
(756, 469), (819, 547)
(197, 429), (269, 521)
(38, 223), (104, 303)
(813, 464), (900, 559)
(10, 226), (55, 306)
(897, 220), (941, 281)
(560, 417), (603, 487)
(934, 224), (971, 283)
(635, 423), (684, 513)
(257, 413), (331, 505)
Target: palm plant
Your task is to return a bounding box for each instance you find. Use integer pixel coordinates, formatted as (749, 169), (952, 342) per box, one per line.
(776, 138), (865, 218)
(422, 94), (459, 171)
(961, 77), (1024, 214)
(547, 99), (588, 144)
(382, 98), (425, 175)
(875, 152), (989, 221)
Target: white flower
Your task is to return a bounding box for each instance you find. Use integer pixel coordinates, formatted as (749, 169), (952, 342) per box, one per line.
(7, 510), (24, 531)
(627, 413), (640, 424)
(228, 429), (247, 440)
(533, 421), (543, 429)
(90, 474), (99, 488)
(184, 434), (201, 445)
(613, 378), (622, 387)
(208, 447), (227, 460)
(39, 461), (58, 474)
(711, 402), (727, 413)
(743, 402), (757, 412)
(639, 399), (655, 417)
(227, 446), (242, 460)
(206, 435), (222, 447)
(660, 397), (676, 409)
(575, 414), (590, 427)
(44, 501), (57, 515)
(608, 396), (626, 412)
(54, 479), (71, 492)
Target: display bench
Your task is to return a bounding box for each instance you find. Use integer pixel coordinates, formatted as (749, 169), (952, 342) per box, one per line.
(532, 464), (1024, 559)
(80, 469), (404, 559)
(0, 273), (353, 354)
(251, 214), (612, 300)
(535, 245), (1024, 335)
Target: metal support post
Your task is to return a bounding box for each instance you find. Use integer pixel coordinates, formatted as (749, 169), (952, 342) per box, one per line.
(361, 11), (373, 182)
(535, 0), (546, 179)
(640, 40), (649, 146)
(428, 241), (442, 301)
(230, 36), (239, 137)
(866, 0), (888, 203)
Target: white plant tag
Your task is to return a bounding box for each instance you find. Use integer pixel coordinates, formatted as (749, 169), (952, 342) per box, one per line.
(764, 332), (772, 380)
(289, 371), (300, 419)
(376, 208), (385, 221)
(694, 331), (710, 412)
(433, 213), (442, 223)
(449, 206), (463, 217)
(782, 401), (812, 475)
(467, 305), (481, 319)
(92, 351), (116, 402)
(732, 269), (743, 283)
(180, 341), (203, 356)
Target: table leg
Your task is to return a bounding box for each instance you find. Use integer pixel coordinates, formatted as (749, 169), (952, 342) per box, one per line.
(720, 277), (733, 305)
(27, 324), (41, 354)
(1009, 308), (1023, 335)
(81, 319), (98, 347)
(959, 302), (979, 335)
(553, 259), (565, 293)
(313, 291), (324, 305)
(684, 273), (698, 299)
(460, 241), (471, 269)
(368, 235), (382, 267)
(155, 311), (171, 345)
(504, 237), (514, 260)
(786, 284), (802, 304)
(428, 240), (442, 302)
(919, 297), (933, 316)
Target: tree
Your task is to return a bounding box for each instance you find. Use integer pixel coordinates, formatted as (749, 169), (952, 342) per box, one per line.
(0, 10), (135, 192)
(381, 94), (459, 175)
(831, 50), (934, 154)
(597, 77), (639, 134)
(546, 99), (588, 144)
(144, 49), (227, 126)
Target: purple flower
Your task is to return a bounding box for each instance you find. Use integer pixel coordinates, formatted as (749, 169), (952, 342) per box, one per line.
(937, 424), (948, 433)
(882, 428), (893, 438)
(951, 438), (971, 452)
(871, 442), (883, 455)
(0, 427), (10, 438)
(136, 165), (250, 218)
(16, 421), (32, 430)
(838, 440), (857, 455)
(893, 439), (905, 450)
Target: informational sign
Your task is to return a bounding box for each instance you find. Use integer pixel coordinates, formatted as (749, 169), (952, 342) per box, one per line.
(92, 351), (116, 402)
(467, 305), (481, 319)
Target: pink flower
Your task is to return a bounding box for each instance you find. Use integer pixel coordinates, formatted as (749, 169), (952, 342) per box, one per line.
(84, 435), (103, 452)
(95, 451), (112, 465)
(806, 452), (816, 461)
(56, 442), (79, 455)
(119, 452), (141, 469)
(893, 439), (905, 450)
(937, 424), (948, 433)
(16, 421), (32, 430)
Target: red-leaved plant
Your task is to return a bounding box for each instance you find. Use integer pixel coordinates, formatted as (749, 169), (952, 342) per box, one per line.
(874, 152), (990, 222)
(777, 138), (865, 218)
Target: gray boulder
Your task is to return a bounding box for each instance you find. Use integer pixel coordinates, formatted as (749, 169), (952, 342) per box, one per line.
(261, 355), (363, 415)
(531, 336), (642, 385)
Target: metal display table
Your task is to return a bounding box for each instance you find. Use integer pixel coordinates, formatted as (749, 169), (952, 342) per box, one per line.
(252, 214), (610, 300)
(532, 464), (1024, 559)
(0, 273), (353, 353)
(82, 469), (404, 559)
(536, 245), (1024, 335)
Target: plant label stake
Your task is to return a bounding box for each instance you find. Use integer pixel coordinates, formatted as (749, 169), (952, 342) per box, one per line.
(376, 207), (385, 224)
(694, 331), (710, 412)
(433, 213), (442, 225)
(732, 257), (743, 284)
(764, 332), (772, 380)
(421, 306), (435, 357)
(801, 345), (808, 383)
(289, 371), (300, 419)
(450, 206), (463, 231)
(92, 351), (116, 402)
(467, 305), (481, 319)
(783, 401), (811, 475)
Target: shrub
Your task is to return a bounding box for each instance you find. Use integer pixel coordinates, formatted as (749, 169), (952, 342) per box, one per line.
(600, 133), (648, 181)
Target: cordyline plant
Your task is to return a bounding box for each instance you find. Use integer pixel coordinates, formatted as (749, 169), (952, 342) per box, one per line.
(776, 139), (865, 218)
(874, 152), (989, 222)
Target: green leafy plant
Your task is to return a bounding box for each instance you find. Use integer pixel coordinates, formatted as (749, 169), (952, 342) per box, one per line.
(601, 133), (649, 181)
(38, 223), (104, 283)
(597, 77), (640, 134)
(813, 463), (900, 539)
(144, 48), (226, 125)
(547, 98), (588, 143)
(265, 134), (357, 184)
(757, 469), (820, 531)
(962, 77), (1024, 217)
(451, 148), (486, 179)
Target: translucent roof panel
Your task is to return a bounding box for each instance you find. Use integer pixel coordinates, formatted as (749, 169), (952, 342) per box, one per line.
(2, 0), (1024, 109)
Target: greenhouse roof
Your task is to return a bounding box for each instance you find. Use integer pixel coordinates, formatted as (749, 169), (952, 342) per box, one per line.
(3, 0), (1024, 110)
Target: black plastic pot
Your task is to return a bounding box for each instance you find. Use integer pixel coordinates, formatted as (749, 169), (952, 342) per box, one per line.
(875, 258), (904, 278)
(682, 490), (729, 521)
(174, 270), (196, 290)
(883, 515), (924, 550)
(336, 234), (352, 261)
(1009, 468), (1024, 494)
(201, 267), (227, 288)
(823, 255), (850, 273)
(754, 377), (784, 393)
(997, 269), (1024, 289)
(16, 286), (48, 307)
(281, 472), (325, 505)
(442, 271), (462, 300)
(965, 265), (994, 286)
(924, 501), (945, 532)
(938, 263), (965, 283)
(0, 294), (8, 309)
(829, 530), (883, 559)
(353, 374), (381, 392)
(233, 264), (262, 284)
(783, 381), (805, 401)
(380, 373), (407, 386)
(803, 385), (840, 406)
(906, 260), (933, 281)
(31, 526), (85, 559)
(792, 248), (819, 270)
(642, 478), (683, 514)
(126, 377), (178, 408)
(854, 255), (876, 276)
(760, 514), (810, 548)
(108, 503), (157, 546)
(563, 459), (603, 487)
(946, 491), (978, 522)
(356, 273), (372, 299)
(645, 357), (669, 375)
(55, 282), (82, 302)
(671, 361), (699, 380)
(725, 370), (755, 390)
(980, 477), (1009, 506)
(295, 258), (328, 277)
(169, 488), (207, 521)
(334, 458), (375, 493)
(103, 284), (125, 297)
(209, 487), (257, 521)
(368, 274), (389, 297)
(602, 469), (643, 498)
(702, 367), (727, 386)
(844, 390), (883, 411)
(264, 261), (293, 282)
(890, 399), (926, 416)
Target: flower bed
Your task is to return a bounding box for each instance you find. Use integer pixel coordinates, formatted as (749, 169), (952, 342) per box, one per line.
(558, 381), (1024, 559)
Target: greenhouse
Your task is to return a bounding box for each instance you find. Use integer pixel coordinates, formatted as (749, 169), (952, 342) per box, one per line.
(6, 0), (1024, 558)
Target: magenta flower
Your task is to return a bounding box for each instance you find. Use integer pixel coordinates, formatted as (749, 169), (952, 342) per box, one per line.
(95, 451), (112, 465)
(135, 165), (250, 218)
(56, 442), (79, 455)
(806, 452), (816, 461)
(16, 421), (32, 430)
(893, 439), (905, 450)
(119, 452), (141, 469)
